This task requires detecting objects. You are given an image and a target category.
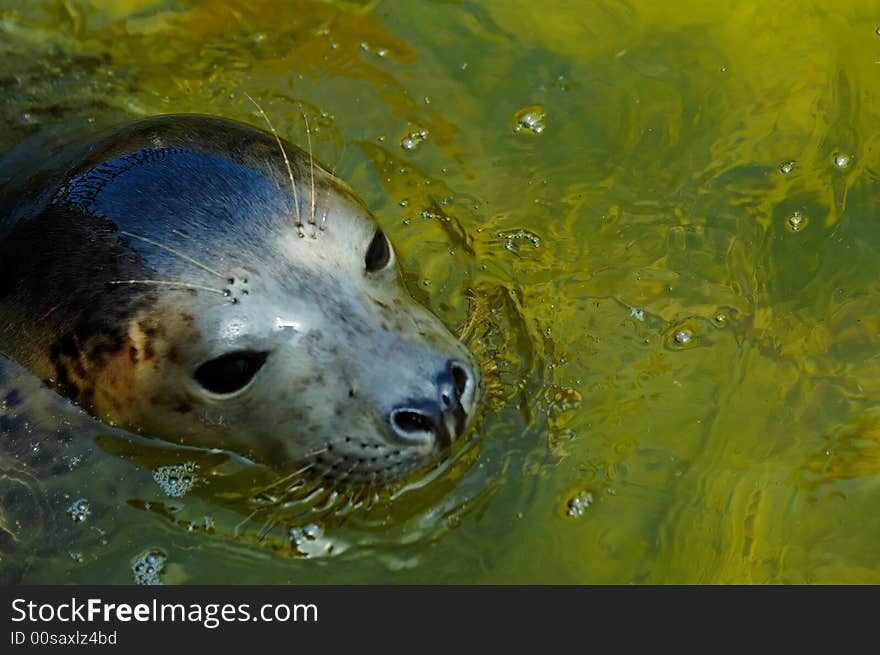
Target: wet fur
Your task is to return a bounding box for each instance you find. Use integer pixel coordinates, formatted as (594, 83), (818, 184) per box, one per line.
(0, 115), (482, 488)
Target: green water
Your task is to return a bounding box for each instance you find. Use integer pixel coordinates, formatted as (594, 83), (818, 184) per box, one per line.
(3, 0), (880, 583)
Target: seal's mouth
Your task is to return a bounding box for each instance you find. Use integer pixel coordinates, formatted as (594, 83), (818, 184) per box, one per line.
(302, 379), (478, 486)
(307, 437), (429, 487)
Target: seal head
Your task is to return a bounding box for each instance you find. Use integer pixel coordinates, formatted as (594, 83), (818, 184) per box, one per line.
(0, 115), (483, 486)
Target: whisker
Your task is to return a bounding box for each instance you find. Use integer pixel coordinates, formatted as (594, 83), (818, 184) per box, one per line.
(108, 279), (227, 295)
(320, 183), (329, 232)
(256, 516), (278, 542)
(246, 94), (303, 236)
(365, 472), (377, 509)
(337, 459), (359, 481)
(120, 231), (227, 280)
(255, 462), (315, 494)
(301, 109), (317, 235)
(304, 446), (329, 458)
(39, 304), (61, 321)
(233, 507), (261, 538)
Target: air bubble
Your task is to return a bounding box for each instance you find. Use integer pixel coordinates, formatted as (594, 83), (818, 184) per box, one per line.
(566, 491), (593, 518)
(400, 129), (428, 151)
(550, 75), (576, 91)
(400, 129), (428, 150)
(786, 210), (808, 233)
(666, 322), (700, 350)
(674, 329), (693, 345)
(548, 386), (583, 413)
(497, 229), (541, 251)
(132, 548), (167, 585)
(153, 461), (199, 497)
(832, 151), (852, 169)
(67, 498), (91, 523)
(512, 105), (546, 135)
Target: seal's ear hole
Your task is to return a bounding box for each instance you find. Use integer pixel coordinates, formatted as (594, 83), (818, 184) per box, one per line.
(194, 351), (268, 395)
(364, 229), (391, 272)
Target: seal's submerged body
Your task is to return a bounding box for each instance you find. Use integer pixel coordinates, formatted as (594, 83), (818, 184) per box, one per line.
(0, 115), (482, 487)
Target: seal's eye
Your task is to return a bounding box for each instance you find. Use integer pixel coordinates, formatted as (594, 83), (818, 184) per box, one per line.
(194, 351), (268, 395)
(365, 229), (391, 272)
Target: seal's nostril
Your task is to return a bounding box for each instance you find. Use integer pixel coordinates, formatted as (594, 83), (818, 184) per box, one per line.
(391, 410), (435, 436)
(391, 360), (475, 449)
(450, 360), (470, 399)
(389, 405), (451, 448)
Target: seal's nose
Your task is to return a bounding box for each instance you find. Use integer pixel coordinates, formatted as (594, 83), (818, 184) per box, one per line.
(389, 358), (475, 449)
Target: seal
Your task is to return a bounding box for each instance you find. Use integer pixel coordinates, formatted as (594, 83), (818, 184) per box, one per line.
(0, 114), (483, 487)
